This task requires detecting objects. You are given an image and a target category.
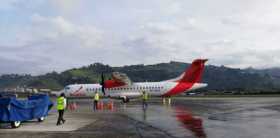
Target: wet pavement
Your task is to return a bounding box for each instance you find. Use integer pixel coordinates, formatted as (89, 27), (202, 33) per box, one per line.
(117, 97), (280, 138)
(1, 97), (280, 138)
(120, 104), (205, 138)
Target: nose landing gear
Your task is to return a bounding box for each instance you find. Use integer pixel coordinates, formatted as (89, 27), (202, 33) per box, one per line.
(122, 97), (130, 103)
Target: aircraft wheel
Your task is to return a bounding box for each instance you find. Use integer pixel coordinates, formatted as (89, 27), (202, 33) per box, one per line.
(11, 121), (21, 128)
(122, 97), (130, 103)
(38, 117), (45, 122)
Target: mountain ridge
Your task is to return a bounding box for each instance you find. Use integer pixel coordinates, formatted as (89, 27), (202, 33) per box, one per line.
(0, 61), (279, 92)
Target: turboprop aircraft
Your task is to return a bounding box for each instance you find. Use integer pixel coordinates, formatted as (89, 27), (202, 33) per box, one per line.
(63, 59), (208, 102)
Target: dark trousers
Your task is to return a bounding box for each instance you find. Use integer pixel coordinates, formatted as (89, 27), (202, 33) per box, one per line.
(142, 100), (148, 109)
(57, 110), (65, 125)
(93, 100), (98, 111)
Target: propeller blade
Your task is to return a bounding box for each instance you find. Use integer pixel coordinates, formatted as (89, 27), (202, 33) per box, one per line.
(100, 73), (105, 96)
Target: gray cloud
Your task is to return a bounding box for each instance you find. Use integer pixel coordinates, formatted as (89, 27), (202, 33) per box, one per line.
(1, 0), (280, 74)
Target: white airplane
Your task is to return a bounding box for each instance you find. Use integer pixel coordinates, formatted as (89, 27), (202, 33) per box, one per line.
(62, 59), (208, 102)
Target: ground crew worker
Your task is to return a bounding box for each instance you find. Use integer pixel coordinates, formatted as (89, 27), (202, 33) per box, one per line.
(56, 93), (66, 126)
(142, 91), (148, 109)
(93, 91), (100, 111)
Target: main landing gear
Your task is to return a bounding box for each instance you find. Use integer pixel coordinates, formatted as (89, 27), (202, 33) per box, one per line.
(122, 97), (130, 103)
(162, 97), (172, 105)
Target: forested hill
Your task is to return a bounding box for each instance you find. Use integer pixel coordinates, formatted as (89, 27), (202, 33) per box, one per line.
(0, 61), (279, 91)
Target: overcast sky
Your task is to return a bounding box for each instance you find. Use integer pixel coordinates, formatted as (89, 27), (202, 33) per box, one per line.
(0, 0), (280, 75)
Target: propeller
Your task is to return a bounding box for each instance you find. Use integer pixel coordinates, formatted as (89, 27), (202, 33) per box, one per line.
(100, 73), (106, 96)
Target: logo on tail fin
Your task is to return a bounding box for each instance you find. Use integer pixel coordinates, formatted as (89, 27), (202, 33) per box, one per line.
(169, 59), (208, 83)
(163, 59), (208, 96)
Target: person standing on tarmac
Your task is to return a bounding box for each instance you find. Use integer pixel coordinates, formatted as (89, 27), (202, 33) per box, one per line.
(93, 91), (100, 111)
(57, 93), (66, 126)
(142, 91), (148, 109)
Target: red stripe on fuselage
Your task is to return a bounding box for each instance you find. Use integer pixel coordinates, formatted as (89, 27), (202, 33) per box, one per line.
(163, 82), (194, 97)
(71, 86), (86, 96)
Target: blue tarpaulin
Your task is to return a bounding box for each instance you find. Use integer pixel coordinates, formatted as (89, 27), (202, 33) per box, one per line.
(0, 94), (53, 122)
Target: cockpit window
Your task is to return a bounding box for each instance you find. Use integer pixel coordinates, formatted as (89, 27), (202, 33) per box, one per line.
(65, 87), (70, 90)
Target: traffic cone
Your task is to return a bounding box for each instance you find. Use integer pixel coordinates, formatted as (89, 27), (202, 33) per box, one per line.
(72, 102), (77, 110)
(98, 101), (104, 110)
(108, 100), (114, 110)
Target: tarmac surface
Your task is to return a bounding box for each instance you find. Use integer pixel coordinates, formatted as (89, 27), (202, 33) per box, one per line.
(1, 97), (280, 138)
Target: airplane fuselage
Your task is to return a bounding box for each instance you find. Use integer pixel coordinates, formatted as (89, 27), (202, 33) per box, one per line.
(64, 82), (207, 98)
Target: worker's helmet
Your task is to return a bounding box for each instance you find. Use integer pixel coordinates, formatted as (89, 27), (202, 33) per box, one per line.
(60, 93), (65, 97)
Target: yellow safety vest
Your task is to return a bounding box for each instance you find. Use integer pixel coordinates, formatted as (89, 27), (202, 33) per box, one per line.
(142, 93), (148, 100)
(94, 93), (100, 101)
(57, 97), (65, 110)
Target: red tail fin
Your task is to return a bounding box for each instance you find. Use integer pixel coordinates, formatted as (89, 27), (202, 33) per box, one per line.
(173, 59), (208, 83)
